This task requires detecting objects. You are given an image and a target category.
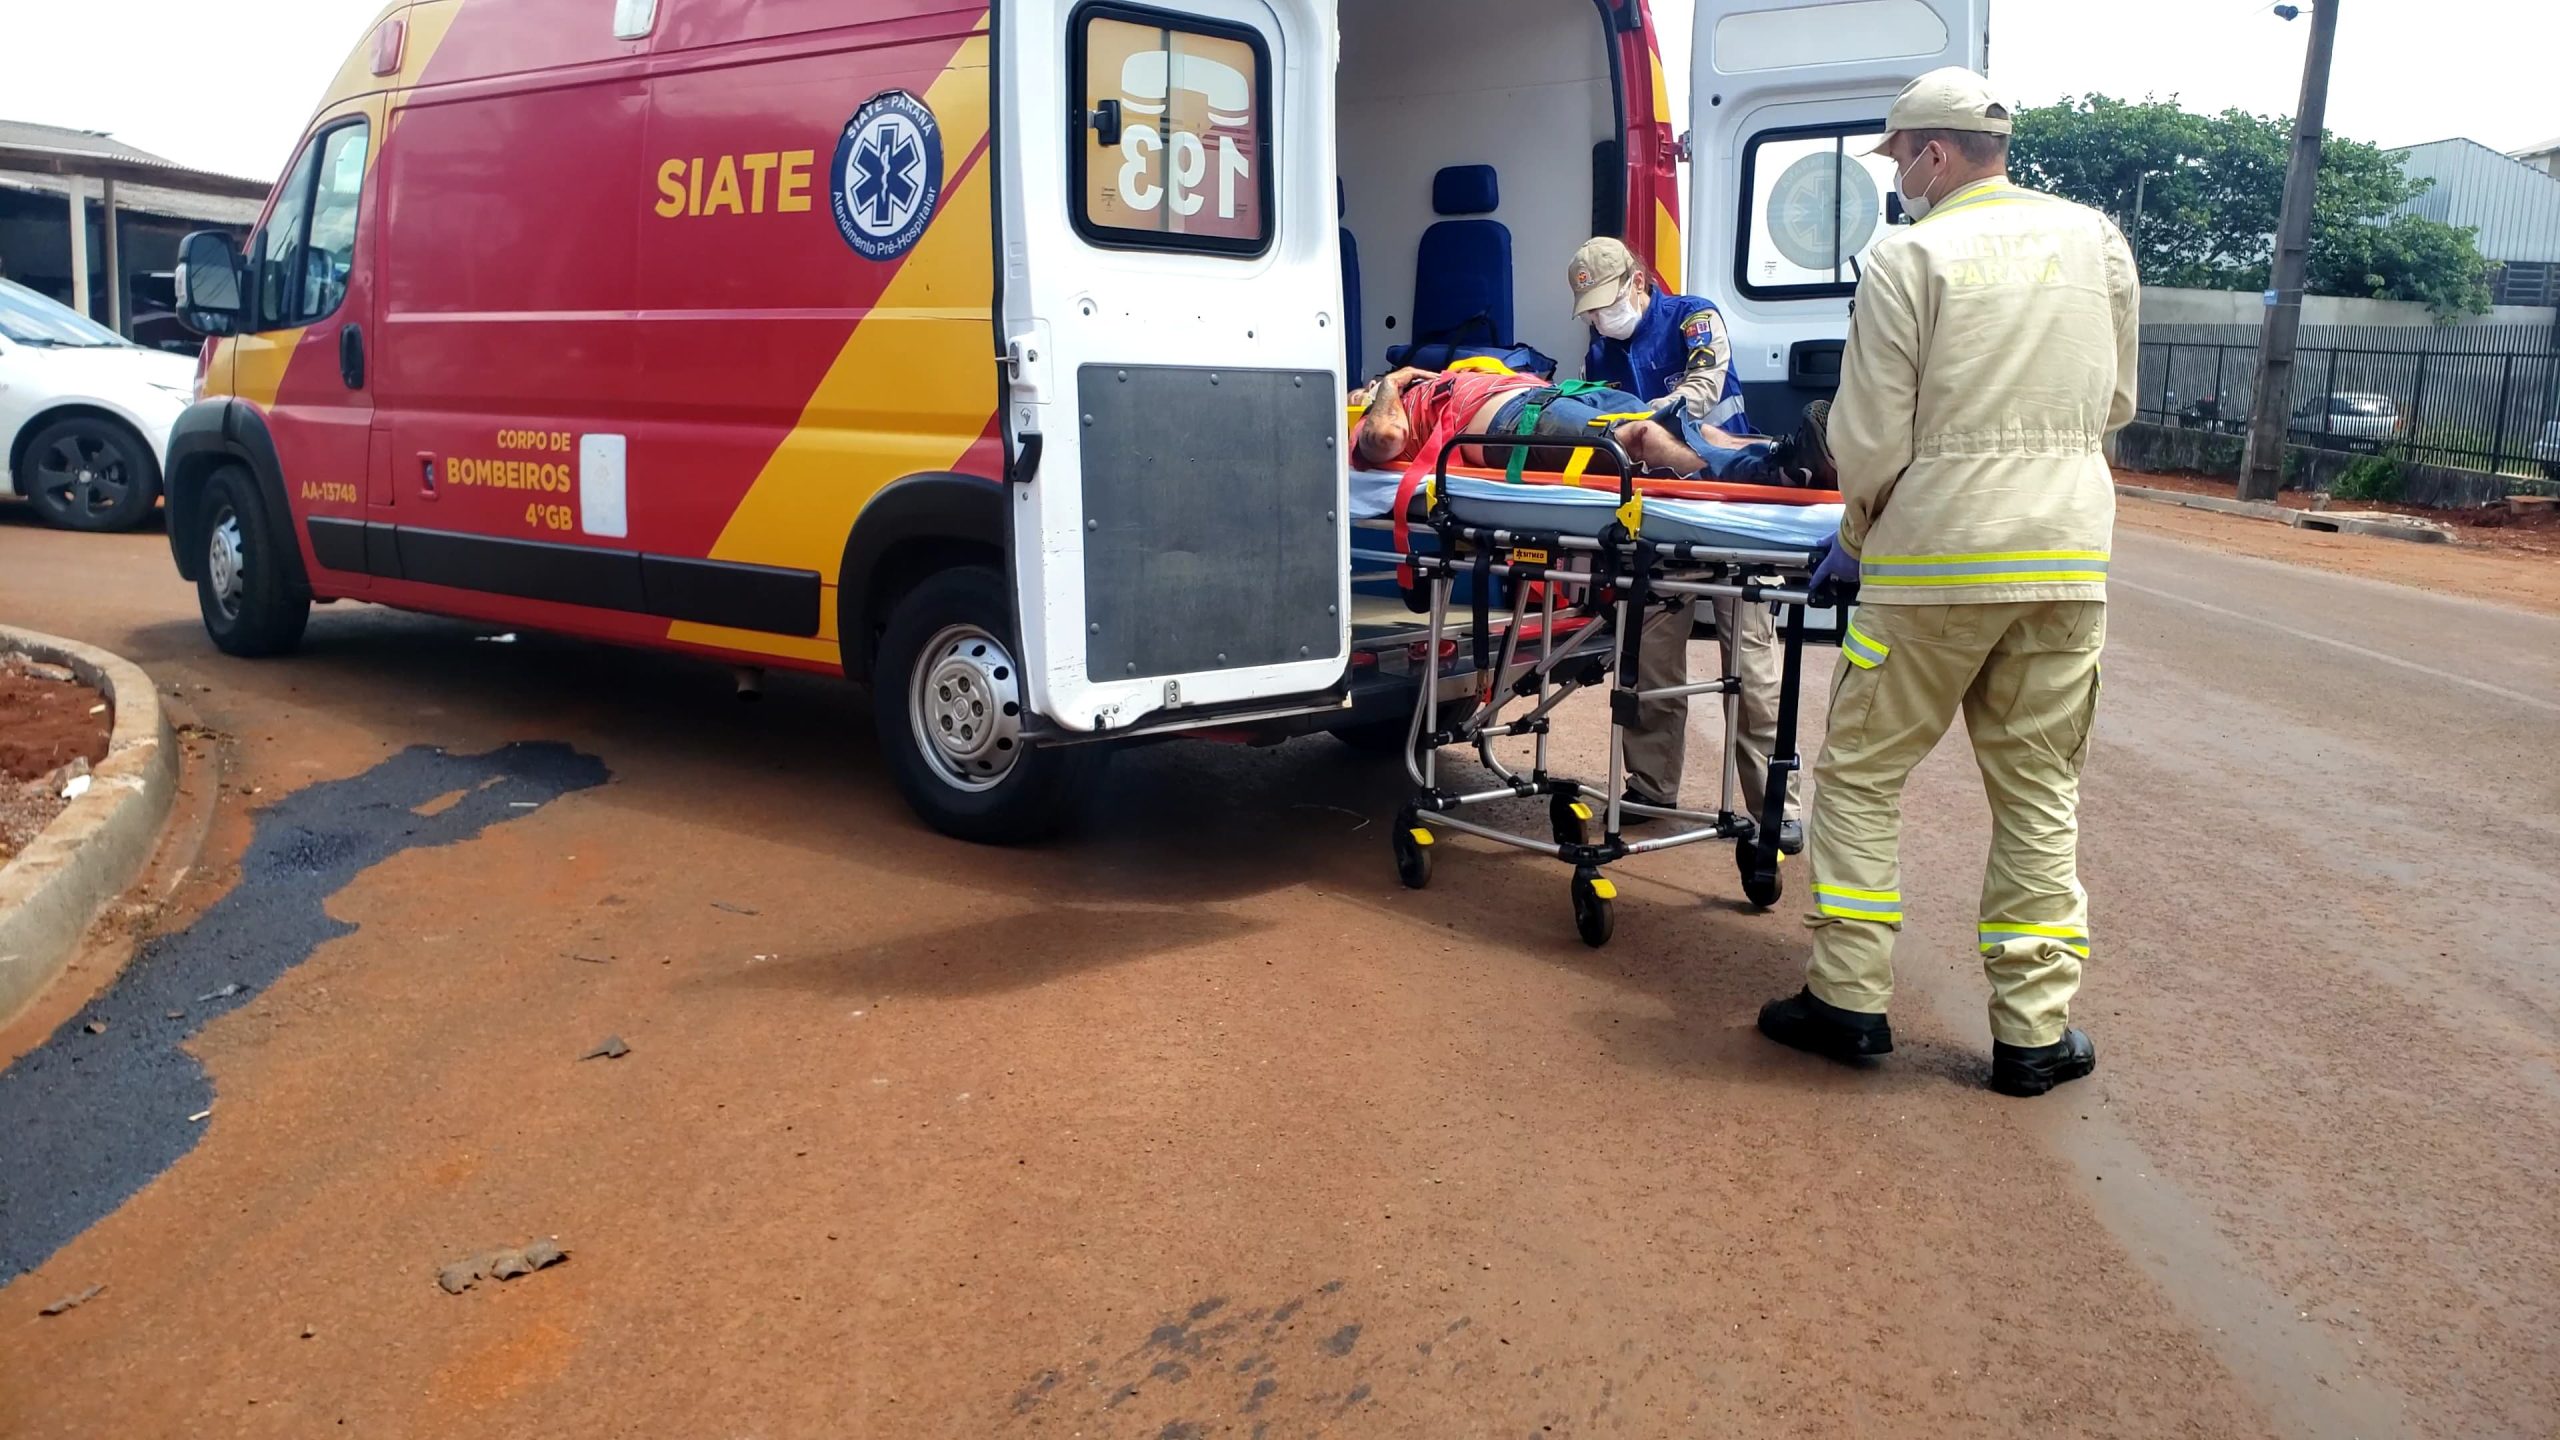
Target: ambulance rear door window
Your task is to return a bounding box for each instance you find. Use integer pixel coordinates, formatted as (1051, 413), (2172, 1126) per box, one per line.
(1735, 122), (1895, 300)
(1071, 2), (1273, 256)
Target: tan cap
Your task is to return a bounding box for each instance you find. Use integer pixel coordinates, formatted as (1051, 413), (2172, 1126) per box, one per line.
(1567, 236), (1638, 315)
(1867, 66), (2011, 153)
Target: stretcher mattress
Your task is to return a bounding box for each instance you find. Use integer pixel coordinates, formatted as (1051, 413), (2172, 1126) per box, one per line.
(1350, 469), (1839, 553)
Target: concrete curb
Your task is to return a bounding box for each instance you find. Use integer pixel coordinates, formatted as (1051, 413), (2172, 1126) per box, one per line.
(2116, 484), (2453, 545)
(2116, 484), (2295, 524)
(0, 627), (178, 1028)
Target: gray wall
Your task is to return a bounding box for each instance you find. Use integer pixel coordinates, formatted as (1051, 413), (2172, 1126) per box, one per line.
(2140, 284), (2556, 331)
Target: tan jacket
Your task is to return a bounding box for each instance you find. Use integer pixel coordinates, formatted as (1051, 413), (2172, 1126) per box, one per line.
(1829, 176), (2140, 604)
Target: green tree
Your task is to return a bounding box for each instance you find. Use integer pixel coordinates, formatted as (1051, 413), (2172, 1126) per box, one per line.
(2008, 95), (2493, 319)
(2310, 213), (2494, 317)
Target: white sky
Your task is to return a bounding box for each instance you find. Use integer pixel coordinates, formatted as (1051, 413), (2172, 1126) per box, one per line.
(0, 0), (2551, 182)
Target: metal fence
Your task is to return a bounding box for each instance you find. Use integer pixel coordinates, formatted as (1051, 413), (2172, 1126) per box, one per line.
(2134, 340), (2560, 483)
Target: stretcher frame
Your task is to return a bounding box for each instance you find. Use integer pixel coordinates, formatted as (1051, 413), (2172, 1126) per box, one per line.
(1386, 431), (1825, 947)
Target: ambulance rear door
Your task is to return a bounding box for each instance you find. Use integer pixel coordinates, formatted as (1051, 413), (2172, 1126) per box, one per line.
(995, 0), (1346, 736)
(1687, 0), (1988, 429)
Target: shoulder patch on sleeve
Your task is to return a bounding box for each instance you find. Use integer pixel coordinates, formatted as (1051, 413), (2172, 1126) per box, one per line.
(1682, 312), (1717, 339)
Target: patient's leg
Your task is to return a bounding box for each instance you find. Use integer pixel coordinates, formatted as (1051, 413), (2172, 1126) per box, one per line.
(1612, 419), (1712, 473)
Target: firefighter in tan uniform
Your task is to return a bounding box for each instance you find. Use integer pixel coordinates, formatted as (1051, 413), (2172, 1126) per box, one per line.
(1754, 68), (2139, 1097)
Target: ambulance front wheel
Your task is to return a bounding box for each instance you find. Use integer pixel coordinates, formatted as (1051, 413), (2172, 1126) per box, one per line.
(196, 466), (310, 658)
(872, 565), (1103, 844)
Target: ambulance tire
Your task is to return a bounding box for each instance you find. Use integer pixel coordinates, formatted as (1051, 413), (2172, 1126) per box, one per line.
(196, 466), (310, 658)
(872, 565), (1101, 844)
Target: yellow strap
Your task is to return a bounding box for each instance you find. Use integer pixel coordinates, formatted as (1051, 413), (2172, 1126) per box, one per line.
(1560, 413), (1654, 483)
(1615, 493), (1643, 534)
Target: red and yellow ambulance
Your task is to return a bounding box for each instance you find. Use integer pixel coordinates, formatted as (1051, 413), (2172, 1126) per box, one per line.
(166, 0), (1982, 840)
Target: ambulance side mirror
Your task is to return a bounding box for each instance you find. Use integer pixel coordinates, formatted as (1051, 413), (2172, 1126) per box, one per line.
(174, 230), (244, 337)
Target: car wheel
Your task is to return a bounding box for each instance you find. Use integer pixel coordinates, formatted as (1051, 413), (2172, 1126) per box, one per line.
(870, 565), (1103, 843)
(20, 415), (160, 531)
(196, 467), (310, 657)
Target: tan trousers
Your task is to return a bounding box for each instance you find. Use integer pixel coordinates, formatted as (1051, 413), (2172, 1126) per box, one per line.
(1804, 600), (2104, 1048)
(1623, 596), (1801, 821)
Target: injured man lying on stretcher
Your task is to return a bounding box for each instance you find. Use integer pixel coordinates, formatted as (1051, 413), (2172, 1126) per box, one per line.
(1351, 364), (1836, 488)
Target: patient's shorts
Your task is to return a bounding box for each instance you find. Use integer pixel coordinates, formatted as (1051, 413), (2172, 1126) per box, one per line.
(1487, 387), (1768, 479)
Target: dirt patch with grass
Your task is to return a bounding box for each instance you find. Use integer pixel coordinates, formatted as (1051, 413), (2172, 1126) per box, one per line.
(2116, 471), (2560, 616)
(0, 656), (113, 864)
(2119, 469), (2560, 559)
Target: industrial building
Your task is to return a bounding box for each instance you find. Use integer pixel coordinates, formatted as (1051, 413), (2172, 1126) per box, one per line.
(2389, 136), (2560, 309)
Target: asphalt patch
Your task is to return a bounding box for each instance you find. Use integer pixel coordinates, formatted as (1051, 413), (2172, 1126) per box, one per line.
(0, 742), (607, 1282)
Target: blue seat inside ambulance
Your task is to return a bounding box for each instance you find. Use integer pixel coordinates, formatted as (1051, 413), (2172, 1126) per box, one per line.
(1340, 179), (1363, 382)
(1384, 164), (1534, 375)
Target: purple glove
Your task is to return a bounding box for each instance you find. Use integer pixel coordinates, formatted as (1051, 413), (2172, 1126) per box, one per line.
(1807, 533), (1860, 607)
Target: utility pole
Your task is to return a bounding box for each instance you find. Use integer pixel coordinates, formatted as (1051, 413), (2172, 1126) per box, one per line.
(2239, 0), (2341, 501)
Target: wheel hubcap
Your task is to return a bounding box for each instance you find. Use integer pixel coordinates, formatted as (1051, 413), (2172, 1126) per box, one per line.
(34, 433), (128, 518)
(207, 508), (246, 619)
(909, 624), (1024, 792)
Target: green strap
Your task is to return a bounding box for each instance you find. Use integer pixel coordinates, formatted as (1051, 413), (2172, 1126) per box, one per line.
(1505, 382), (1611, 482)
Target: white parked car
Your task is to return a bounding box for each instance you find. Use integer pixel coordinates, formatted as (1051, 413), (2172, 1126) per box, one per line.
(0, 276), (194, 531)
(2288, 392), (2404, 451)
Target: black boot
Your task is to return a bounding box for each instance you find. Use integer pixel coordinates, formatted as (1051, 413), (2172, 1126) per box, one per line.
(1793, 399), (1838, 490)
(1756, 987), (1893, 1062)
(1989, 1029), (2097, 1097)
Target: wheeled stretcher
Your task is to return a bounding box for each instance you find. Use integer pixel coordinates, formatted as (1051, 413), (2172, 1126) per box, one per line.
(1353, 435), (1838, 946)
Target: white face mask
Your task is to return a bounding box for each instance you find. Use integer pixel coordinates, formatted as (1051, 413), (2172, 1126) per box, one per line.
(1590, 283), (1645, 341)
(1894, 144), (1944, 221)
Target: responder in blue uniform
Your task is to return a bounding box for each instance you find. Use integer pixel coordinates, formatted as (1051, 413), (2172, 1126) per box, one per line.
(1568, 237), (1801, 853)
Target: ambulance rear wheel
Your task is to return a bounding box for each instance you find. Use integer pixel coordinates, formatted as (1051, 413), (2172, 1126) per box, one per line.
(873, 565), (1101, 844)
(196, 467), (309, 658)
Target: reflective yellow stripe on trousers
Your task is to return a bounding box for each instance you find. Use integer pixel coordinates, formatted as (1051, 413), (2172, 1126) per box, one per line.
(1979, 922), (2091, 958)
(1840, 619), (1889, 670)
(1859, 551), (2110, 588)
(1813, 883), (1902, 924)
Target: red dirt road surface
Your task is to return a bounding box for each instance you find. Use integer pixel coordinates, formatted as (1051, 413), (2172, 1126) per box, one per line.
(2, 500), (2555, 1439)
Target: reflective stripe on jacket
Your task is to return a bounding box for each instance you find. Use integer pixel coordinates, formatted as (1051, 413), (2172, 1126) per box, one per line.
(1828, 177), (2141, 605)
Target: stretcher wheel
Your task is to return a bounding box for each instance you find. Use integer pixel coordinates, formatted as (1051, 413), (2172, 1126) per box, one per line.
(1570, 867), (1616, 948)
(1393, 809), (1434, 890)
(1548, 793), (1592, 848)
(1736, 838), (1785, 911)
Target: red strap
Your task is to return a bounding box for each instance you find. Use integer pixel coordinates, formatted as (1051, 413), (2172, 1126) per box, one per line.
(1390, 380), (1466, 587)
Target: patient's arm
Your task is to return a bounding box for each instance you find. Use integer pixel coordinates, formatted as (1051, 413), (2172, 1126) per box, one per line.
(1354, 372), (1415, 468)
